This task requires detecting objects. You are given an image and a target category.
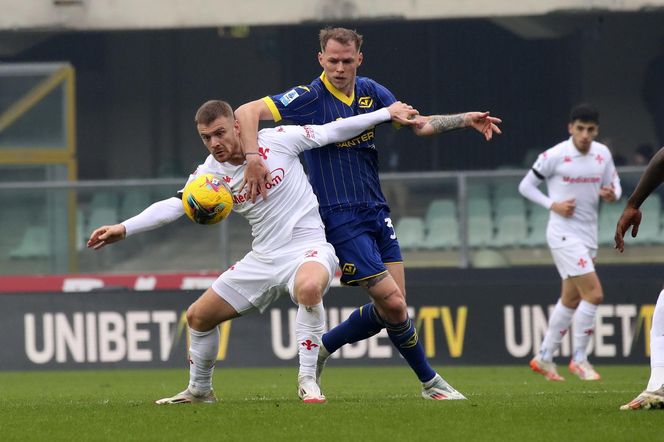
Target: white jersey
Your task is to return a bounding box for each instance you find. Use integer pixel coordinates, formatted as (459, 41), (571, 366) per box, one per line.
(531, 137), (621, 249)
(186, 124), (332, 255)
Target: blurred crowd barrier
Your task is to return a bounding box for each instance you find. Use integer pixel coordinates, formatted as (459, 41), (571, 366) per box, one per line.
(0, 167), (660, 276)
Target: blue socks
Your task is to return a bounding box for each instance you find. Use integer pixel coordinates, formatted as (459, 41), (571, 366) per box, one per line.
(321, 302), (436, 383)
(385, 318), (436, 383)
(322, 303), (383, 353)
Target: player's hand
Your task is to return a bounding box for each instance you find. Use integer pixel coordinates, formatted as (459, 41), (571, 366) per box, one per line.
(464, 111), (503, 141)
(600, 185), (617, 202)
(87, 224), (126, 250)
(387, 101), (419, 126)
(614, 206), (642, 252)
(550, 198), (576, 217)
(240, 155), (272, 203)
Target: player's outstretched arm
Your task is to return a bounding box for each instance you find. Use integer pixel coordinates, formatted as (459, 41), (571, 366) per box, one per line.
(318, 102), (417, 146)
(615, 146), (664, 252)
(87, 197), (185, 251)
(412, 111), (502, 140)
(235, 99), (274, 203)
(87, 224), (126, 250)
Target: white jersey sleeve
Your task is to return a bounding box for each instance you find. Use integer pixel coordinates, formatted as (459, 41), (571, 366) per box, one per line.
(122, 197), (184, 237)
(267, 107), (392, 155)
(532, 147), (560, 179)
(602, 153), (622, 200)
(518, 170), (553, 209)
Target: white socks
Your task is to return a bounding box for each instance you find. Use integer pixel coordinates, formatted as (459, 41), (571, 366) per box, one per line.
(187, 326), (219, 395)
(647, 290), (664, 391)
(539, 299), (575, 362)
(572, 300), (598, 363)
(295, 302), (326, 380)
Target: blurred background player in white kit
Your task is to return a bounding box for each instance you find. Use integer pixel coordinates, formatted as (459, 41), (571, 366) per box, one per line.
(615, 145), (664, 410)
(518, 103), (622, 381)
(87, 99), (418, 404)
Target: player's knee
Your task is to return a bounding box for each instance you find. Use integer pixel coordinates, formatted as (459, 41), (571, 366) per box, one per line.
(295, 280), (324, 306)
(588, 291), (604, 305)
(377, 289), (407, 323)
(186, 303), (208, 331)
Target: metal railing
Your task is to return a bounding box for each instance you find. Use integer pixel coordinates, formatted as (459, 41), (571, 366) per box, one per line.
(0, 167), (657, 275)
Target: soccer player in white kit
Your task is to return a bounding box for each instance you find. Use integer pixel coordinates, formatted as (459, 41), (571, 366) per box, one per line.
(87, 99), (418, 404)
(615, 145), (664, 410)
(518, 103), (622, 381)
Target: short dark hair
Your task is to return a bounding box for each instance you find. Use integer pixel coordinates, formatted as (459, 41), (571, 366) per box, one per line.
(194, 100), (234, 125)
(319, 27), (363, 52)
(569, 103), (599, 124)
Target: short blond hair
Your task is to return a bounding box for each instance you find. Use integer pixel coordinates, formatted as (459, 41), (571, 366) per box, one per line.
(319, 27), (363, 52)
(194, 100), (234, 125)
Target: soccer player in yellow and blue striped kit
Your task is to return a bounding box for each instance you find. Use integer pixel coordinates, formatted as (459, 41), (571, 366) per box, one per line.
(236, 27), (501, 400)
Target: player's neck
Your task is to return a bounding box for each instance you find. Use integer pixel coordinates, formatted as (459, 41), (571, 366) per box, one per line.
(228, 142), (246, 166)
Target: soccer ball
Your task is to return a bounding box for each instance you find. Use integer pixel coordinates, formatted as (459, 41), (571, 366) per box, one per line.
(182, 174), (233, 225)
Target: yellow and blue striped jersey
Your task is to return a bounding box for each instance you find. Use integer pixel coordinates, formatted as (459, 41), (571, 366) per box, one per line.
(263, 73), (397, 217)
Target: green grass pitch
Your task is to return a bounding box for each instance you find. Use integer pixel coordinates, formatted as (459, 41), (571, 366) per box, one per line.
(0, 365), (657, 441)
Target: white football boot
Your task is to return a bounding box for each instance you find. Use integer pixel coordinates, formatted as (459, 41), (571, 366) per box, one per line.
(421, 373), (467, 400)
(298, 376), (326, 404)
(568, 359), (601, 381)
(529, 357), (565, 381)
(620, 385), (664, 410)
(155, 388), (217, 405)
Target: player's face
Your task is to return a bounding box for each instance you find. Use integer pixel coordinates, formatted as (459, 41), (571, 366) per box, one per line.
(197, 116), (243, 165)
(568, 120), (598, 153)
(318, 39), (363, 96)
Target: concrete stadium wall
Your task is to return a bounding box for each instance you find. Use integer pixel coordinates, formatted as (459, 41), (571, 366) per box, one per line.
(0, 265), (660, 370)
(2, 0), (662, 31)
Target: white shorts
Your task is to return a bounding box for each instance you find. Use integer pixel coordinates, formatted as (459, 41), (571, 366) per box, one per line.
(211, 230), (338, 314)
(550, 241), (597, 279)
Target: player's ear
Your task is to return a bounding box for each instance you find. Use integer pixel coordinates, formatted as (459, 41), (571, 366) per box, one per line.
(357, 51), (363, 66)
(318, 52), (324, 67)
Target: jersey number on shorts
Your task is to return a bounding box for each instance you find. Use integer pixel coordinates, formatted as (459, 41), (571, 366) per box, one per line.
(385, 217), (397, 240)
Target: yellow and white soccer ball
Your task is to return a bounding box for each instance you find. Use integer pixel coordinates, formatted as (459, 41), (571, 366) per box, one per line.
(181, 173), (233, 225)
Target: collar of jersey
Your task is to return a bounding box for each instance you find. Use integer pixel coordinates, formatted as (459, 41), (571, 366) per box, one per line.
(320, 72), (355, 106)
(566, 136), (595, 156)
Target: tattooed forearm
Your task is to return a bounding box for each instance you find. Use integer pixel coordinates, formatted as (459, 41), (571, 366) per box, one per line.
(428, 114), (466, 133)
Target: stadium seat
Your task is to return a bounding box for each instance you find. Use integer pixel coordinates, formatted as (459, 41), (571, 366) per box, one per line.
(494, 196), (527, 223)
(467, 182), (491, 199)
(423, 216), (460, 250)
(468, 196), (492, 218)
(395, 216), (425, 250)
(468, 216), (494, 248)
(119, 189), (152, 221)
(424, 199), (456, 230)
(90, 191), (120, 211)
(86, 207), (120, 238)
(523, 204), (549, 247)
(630, 196), (662, 245)
(491, 214), (528, 247)
(597, 200), (625, 246)
(9, 226), (50, 259)
(492, 180), (522, 200)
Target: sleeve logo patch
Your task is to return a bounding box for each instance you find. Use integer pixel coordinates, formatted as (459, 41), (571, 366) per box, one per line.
(358, 96), (374, 109)
(279, 89), (300, 106)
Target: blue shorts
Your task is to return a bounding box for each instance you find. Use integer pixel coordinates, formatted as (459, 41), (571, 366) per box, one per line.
(322, 206), (403, 286)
